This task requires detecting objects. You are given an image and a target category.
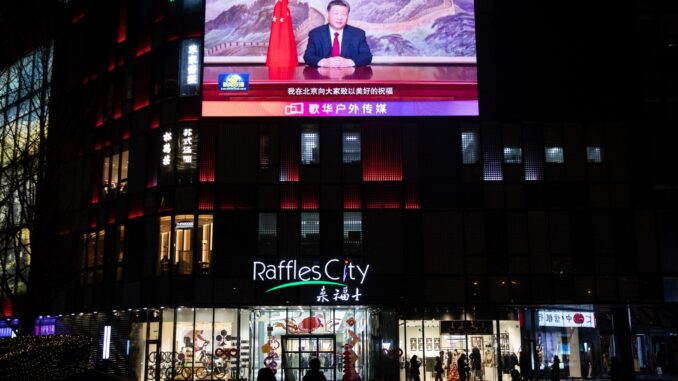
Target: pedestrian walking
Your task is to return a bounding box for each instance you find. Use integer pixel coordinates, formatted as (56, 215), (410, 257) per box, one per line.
(550, 355), (560, 381)
(410, 355), (421, 381)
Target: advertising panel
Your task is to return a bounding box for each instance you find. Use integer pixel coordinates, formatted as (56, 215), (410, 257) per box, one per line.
(203, 0), (478, 116)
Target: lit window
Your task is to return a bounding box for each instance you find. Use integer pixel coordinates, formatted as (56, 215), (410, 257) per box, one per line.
(301, 212), (320, 255)
(197, 215), (213, 274)
(158, 217), (172, 275)
(301, 130), (319, 165)
(258, 213), (277, 255)
(461, 130), (479, 164)
(174, 215), (194, 275)
(343, 132), (361, 164)
(503, 147), (523, 164)
(545, 147), (564, 163)
(102, 144), (129, 196)
(587, 146), (603, 163)
(115, 226), (125, 281)
(343, 212), (362, 256)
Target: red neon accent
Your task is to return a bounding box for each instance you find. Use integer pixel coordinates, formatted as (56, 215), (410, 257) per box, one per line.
(365, 186), (401, 209)
(2, 297), (14, 317)
(83, 76), (89, 85)
(280, 134), (299, 182)
(136, 34), (152, 57)
(117, 0), (127, 43)
(71, 10), (85, 23)
(219, 188), (252, 210)
(199, 128), (216, 182)
(146, 172), (157, 188)
(133, 99), (149, 111)
(128, 195), (144, 219)
(90, 214), (97, 228)
(199, 189), (215, 210)
(108, 209), (116, 224)
(301, 187), (319, 210)
(122, 127), (130, 140)
(117, 58), (125, 67)
(108, 59), (116, 72)
(151, 117), (160, 129)
(343, 185), (361, 210)
(178, 116), (199, 122)
(165, 35), (180, 42)
(280, 185), (298, 210)
(90, 72), (97, 81)
(58, 228), (71, 236)
(154, 14), (165, 23)
(404, 185), (420, 209)
(362, 127), (402, 181)
(185, 32), (203, 38)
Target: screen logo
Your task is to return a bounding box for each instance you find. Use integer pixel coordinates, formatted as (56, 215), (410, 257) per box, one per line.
(218, 73), (249, 91)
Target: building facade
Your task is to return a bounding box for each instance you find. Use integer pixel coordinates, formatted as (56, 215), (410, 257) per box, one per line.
(3, 0), (678, 380)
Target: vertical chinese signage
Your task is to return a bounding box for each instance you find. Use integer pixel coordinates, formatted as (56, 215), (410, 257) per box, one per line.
(180, 39), (201, 96)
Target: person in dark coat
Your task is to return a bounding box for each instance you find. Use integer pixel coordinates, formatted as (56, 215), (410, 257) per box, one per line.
(434, 356), (444, 381)
(458, 353), (470, 381)
(470, 347), (482, 380)
(303, 357), (327, 381)
(550, 355), (560, 381)
(257, 367), (276, 381)
(510, 369), (521, 381)
(410, 355), (421, 381)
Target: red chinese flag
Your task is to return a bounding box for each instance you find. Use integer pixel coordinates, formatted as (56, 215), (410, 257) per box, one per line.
(266, 0), (298, 67)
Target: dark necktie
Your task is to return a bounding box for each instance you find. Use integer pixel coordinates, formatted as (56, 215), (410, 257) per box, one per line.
(332, 32), (340, 57)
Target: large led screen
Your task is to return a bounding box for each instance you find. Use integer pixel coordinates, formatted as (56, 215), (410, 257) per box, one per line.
(202, 0), (478, 117)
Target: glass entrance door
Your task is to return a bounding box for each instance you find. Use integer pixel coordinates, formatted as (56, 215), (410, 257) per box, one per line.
(282, 335), (336, 381)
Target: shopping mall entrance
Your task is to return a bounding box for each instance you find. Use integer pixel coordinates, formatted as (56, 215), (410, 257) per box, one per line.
(280, 335), (336, 381)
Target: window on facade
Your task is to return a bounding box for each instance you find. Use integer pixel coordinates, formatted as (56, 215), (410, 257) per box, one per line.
(157, 215), (212, 276)
(461, 130), (479, 164)
(197, 215), (213, 274)
(587, 146), (604, 163)
(545, 147), (564, 163)
(102, 143), (129, 196)
(115, 226), (125, 281)
(343, 132), (361, 164)
(258, 213), (277, 255)
(174, 215), (194, 275)
(1, 45), (51, 296)
(301, 129), (319, 165)
(301, 212), (320, 255)
(343, 212), (362, 256)
(80, 230), (105, 285)
(259, 131), (271, 167)
(503, 147), (523, 164)
(158, 216), (172, 275)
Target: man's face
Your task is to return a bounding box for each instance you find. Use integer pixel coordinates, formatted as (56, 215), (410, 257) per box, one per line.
(327, 5), (349, 30)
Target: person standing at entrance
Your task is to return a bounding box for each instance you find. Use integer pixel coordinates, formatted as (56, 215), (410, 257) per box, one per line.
(434, 356), (444, 381)
(410, 355), (421, 381)
(458, 353), (470, 381)
(550, 355), (560, 381)
(303, 357), (327, 381)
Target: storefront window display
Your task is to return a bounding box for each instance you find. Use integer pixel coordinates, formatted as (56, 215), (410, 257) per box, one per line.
(398, 311), (520, 381)
(253, 306), (372, 381)
(533, 309), (615, 380)
(130, 306), (372, 381)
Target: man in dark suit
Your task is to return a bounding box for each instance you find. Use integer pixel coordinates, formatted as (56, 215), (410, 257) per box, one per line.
(303, 0), (372, 67)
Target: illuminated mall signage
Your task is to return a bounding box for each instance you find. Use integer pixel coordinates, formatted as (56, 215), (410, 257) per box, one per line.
(537, 310), (596, 328)
(252, 259), (370, 303)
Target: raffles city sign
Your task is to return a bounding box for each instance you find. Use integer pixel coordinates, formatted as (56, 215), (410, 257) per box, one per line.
(252, 259), (370, 303)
